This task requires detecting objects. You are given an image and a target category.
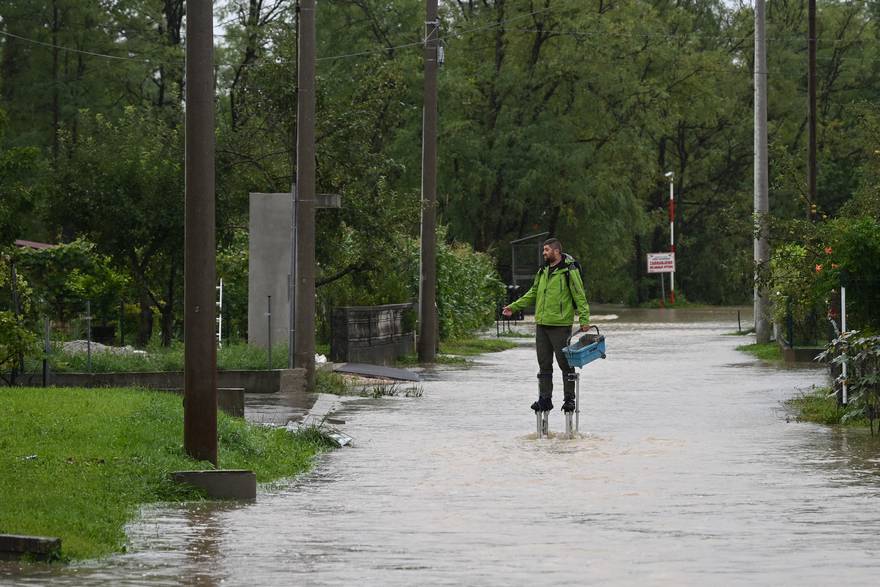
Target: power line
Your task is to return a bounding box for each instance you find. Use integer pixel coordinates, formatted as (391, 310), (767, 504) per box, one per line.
(0, 29), (152, 63)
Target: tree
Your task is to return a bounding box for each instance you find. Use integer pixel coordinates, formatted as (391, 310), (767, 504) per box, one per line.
(51, 106), (184, 346)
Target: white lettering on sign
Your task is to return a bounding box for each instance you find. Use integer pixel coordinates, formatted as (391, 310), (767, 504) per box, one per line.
(647, 252), (676, 274)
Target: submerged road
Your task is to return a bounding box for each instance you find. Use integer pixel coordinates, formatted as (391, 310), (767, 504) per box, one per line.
(7, 307), (880, 585)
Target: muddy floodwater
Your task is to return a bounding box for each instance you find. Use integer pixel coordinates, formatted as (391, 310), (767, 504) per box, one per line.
(5, 306), (880, 585)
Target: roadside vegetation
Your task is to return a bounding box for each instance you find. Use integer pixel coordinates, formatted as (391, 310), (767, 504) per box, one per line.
(736, 342), (783, 362)
(0, 387), (335, 561)
(24, 341), (293, 374)
(395, 336), (517, 367)
(784, 387), (867, 427)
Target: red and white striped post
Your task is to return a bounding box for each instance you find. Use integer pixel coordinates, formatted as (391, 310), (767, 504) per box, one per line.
(665, 171), (675, 304)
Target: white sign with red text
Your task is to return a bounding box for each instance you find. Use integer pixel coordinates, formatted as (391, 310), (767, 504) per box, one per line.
(647, 252), (676, 274)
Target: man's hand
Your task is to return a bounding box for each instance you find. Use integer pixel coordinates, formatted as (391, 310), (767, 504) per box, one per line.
(579, 324), (590, 332)
(502, 306), (513, 317)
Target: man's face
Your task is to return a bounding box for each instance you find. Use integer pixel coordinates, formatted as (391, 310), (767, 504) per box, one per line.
(543, 244), (560, 264)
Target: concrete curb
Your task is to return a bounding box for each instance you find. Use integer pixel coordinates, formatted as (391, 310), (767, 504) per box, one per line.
(171, 470), (257, 500)
(0, 534), (61, 561)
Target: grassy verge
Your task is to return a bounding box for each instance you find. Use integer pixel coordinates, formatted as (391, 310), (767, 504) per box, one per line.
(30, 338), (518, 374)
(0, 387), (334, 561)
(736, 342), (782, 362)
(637, 295), (708, 309)
(441, 338), (517, 355)
(315, 368), (424, 398)
(785, 386), (868, 427)
(723, 329), (754, 336)
(27, 341), (296, 373)
(496, 330), (533, 338)
(395, 337), (517, 367)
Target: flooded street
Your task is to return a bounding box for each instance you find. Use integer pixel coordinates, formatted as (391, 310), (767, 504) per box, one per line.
(6, 308), (880, 585)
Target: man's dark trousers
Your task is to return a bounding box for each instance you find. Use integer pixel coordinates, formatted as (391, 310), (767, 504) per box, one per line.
(535, 324), (576, 405)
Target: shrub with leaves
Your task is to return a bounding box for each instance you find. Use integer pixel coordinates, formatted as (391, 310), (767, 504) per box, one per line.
(819, 331), (880, 434)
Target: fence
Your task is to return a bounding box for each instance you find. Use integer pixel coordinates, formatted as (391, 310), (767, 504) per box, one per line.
(330, 303), (415, 365)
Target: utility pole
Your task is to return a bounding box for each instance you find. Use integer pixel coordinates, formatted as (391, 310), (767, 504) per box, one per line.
(184, 0), (218, 465)
(294, 0), (317, 388)
(666, 172), (675, 304)
(807, 0), (817, 220)
(754, 0), (771, 343)
(418, 0), (439, 362)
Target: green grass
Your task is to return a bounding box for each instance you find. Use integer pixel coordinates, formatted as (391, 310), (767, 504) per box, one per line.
(496, 330), (533, 338)
(395, 353), (470, 367)
(723, 329), (755, 336)
(736, 342), (782, 361)
(29, 341), (294, 373)
(314, 368), (351, 395)
(394, 337), (516, 368)
(0, 387), (334, 561)
(637, 294), (708, 309)
(785, 387), (868, 427)
(441, 338), (517, 355)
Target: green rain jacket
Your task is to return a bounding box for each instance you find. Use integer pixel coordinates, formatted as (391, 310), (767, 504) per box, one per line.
(508, 254), (590, 327)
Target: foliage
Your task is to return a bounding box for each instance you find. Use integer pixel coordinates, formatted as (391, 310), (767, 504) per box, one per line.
(2, 0), (880, 344)
(0, 387), (334, 560)
(434, 239), (507, 340)
(784, 387), (864, 427)
(768, 241), (828, 345)
(315, 368), (352, 395)
(819, 332), (880, 435)
(13, 239), (121, 323)
(216, 228), (249, 342)
(736, 342), (782, 362)
(0, 109), (45, 246)
(52, 106), (185, 345)
(440, 337), (516, 356)
(318, 230), (505, 342)
(768, 216), (880, 342)
(818, 217), (880, 333)
(33, 341), (296, 373)
(0, 310), (38, 373)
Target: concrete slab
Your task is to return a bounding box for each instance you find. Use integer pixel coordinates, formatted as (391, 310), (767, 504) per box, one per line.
(171, 470), (257, 500)
(0, 534), (61, 561)
(333, 363), (420, 382)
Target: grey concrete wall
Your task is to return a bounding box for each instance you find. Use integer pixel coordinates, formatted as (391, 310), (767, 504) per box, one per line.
(248, 192), (292, 349)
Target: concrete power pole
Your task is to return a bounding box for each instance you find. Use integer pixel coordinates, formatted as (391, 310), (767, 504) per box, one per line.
(807, 0), (817, 219)
(418, 0), (439, 362)
(754, 0), (771, 343)
(295, 0), (317, 387)
(184, 0), (218, 464)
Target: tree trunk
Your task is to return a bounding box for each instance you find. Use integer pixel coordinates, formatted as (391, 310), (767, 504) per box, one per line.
(160, 259), (177, 347)
(137, 292), (153, 347)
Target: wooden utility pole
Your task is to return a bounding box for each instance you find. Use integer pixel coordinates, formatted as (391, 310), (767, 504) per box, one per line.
(184, 0), (218, 465)
(807, 0), (817, 219)
(294, 0), (317, 387)
(418, 0), (439, 362)
(754, 0), (771, 344)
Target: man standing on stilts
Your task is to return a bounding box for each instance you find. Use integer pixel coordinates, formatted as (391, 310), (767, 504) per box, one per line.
(503, 238), (590, 413)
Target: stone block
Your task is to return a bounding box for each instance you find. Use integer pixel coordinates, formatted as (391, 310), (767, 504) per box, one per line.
(171, 470), (257, 500)
(0, 534), (61, 561)
(218, 387), (245, 417)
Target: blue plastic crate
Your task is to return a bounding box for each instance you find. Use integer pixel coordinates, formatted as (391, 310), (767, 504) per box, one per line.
(562, 328), (607, 368)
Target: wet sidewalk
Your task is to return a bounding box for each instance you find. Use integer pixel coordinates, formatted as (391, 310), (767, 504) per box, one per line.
(6, 308), (880, 585)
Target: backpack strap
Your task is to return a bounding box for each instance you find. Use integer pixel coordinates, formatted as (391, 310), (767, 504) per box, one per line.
(564, 259), (581, 308)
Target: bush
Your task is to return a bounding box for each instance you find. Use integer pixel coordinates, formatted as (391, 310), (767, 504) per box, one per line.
(767, 216), (880, 343)
(317, 227), (505, 342)
(819, 331), (880, 434)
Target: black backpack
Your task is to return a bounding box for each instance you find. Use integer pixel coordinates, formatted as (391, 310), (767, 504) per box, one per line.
(564, 257), (587, 306)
